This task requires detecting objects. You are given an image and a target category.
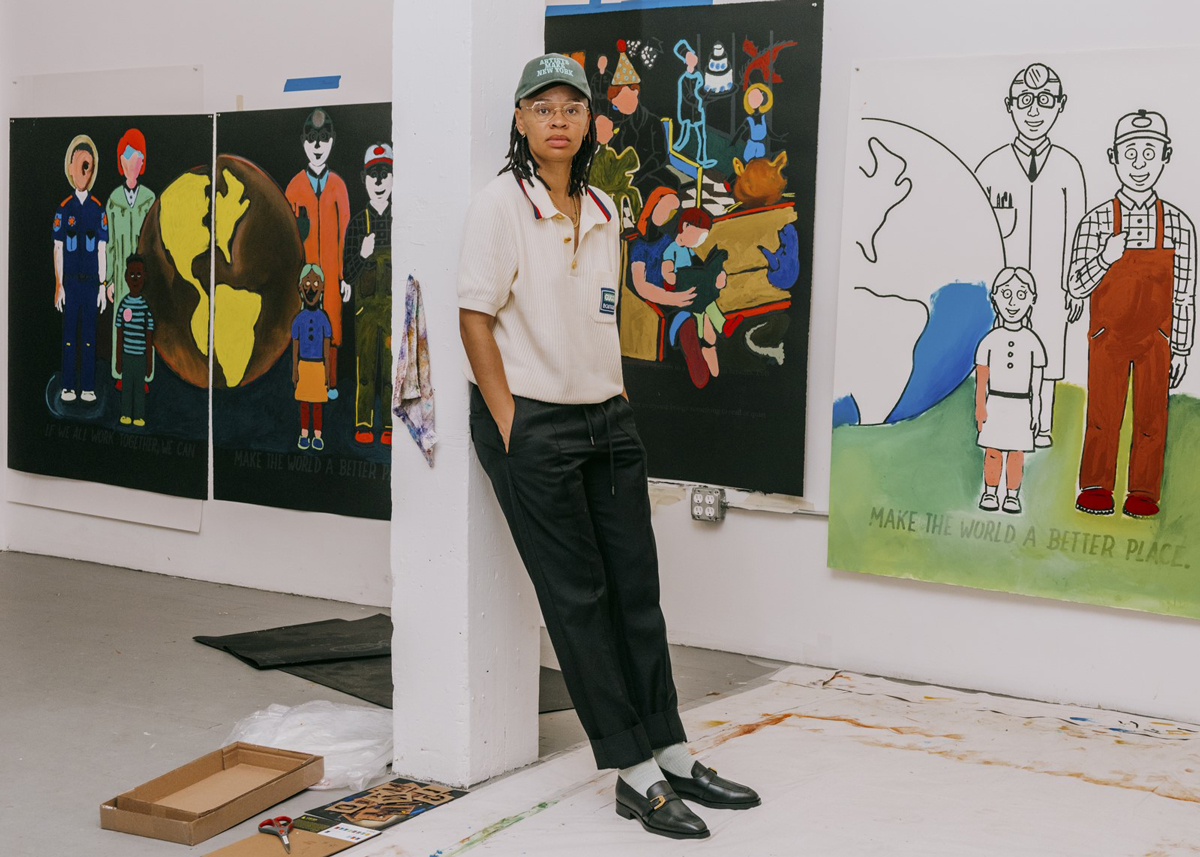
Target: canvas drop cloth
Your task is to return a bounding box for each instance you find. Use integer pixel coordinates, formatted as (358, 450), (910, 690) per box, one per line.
(351, 666), (1200, 856)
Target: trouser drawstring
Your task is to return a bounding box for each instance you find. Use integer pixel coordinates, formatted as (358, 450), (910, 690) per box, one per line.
(582, 403), (617, 496)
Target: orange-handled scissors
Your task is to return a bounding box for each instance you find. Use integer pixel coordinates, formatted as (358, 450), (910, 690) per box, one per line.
(258, 816), (293, 853)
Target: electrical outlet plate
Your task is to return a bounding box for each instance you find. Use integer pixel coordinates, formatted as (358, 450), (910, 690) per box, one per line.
(690, 486), (727, 522)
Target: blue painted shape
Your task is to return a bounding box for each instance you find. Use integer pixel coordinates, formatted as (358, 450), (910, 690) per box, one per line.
(546, 0), (712, 15)
(886, 282), (993, 424)
(1070, 717), (1092, 722)
(284, 75), (342, 92)
(832, 395), (861, 428)
(760, 223), (800, 290)
(667, 310), (689, 347)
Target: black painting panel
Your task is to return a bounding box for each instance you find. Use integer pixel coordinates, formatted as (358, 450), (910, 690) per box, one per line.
(547, 0), (822, 496)
(213, 102), (393, 520)
(8, 114), (211, 499)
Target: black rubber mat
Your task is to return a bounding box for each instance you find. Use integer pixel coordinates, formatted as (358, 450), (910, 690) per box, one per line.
(194, 614), (392, 668)
(279, 659), (574, 714)
(196, 614), (574, 713)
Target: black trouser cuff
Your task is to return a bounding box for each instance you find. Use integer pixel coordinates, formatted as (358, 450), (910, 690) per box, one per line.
(589, 708), (687, 770)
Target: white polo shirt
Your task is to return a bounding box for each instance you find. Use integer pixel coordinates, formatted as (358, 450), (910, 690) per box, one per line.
(457, 172), (623, 404)
(975, 325), (1047, 394)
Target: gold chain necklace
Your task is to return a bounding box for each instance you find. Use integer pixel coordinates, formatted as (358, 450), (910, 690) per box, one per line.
(567, 194), (580, 228)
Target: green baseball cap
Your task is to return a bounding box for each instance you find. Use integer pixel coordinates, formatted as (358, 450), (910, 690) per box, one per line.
(514, 53), (591, 105)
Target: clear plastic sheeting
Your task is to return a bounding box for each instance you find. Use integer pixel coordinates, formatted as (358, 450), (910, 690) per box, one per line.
(352, 666), (1200, 856)
(223, 700), (393, 791)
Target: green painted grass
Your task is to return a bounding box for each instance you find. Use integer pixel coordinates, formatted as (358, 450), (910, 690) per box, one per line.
(829, 381), (1200, 619)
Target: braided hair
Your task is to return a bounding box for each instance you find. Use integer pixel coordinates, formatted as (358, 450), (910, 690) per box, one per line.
(499, 99), (598, 198)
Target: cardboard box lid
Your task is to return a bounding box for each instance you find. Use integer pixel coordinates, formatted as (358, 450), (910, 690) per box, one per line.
(100, 743), (324, 846)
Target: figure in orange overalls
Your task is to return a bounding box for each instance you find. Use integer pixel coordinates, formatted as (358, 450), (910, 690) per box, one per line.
(1066, 110), (1196, 519)
(286, 108), (351, 399)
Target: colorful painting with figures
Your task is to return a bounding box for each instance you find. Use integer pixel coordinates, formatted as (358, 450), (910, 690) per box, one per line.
(8, 115), (212, 499)
(212, 103), (393, 519)
(546, 0), (822, 496)
(829, 48), (1200, 619)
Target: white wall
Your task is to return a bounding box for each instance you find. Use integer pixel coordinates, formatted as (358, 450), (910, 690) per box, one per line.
(650, 0), (1200, 723)
(4, 0), (1199, 729)
(0, 0), (393, 606)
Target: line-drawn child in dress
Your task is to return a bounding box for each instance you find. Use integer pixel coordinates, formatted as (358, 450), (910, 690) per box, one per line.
(974, 267), (1046, 514)
(291, 264), (332, 452)
(114, 254), (153, 427)
(662, 208), (729, 381)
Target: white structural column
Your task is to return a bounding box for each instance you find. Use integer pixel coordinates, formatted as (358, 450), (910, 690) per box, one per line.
(390, 0), (546, 787)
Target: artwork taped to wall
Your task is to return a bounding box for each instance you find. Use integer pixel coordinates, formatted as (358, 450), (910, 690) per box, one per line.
(828, 47), (1200, 619)
(212, 103), (393, 520)
(546, 0), (822, 497)
(7, 115), (212, 499)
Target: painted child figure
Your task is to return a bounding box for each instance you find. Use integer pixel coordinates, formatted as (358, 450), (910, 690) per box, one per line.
(662, 208), (728, 379)
(974, 267), (1047, 514)
(291, 265), (333, 451)
(114, 254), (154, 427)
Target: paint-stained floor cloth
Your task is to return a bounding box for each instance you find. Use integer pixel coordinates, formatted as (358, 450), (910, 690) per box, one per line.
(355, 666), (1200, 856)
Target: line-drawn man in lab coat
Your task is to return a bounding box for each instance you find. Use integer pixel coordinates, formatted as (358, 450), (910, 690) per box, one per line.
(976, 62), (1086, 447)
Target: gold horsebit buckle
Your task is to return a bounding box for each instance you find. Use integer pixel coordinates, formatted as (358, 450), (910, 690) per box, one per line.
(650, 795), (667, 811)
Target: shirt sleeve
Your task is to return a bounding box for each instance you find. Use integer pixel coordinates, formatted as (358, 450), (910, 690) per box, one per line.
(1169, 205), (1196, 355)
(52, 204), (65, 239)
(98, 204), (110, 242)
(145, 307), (155, 332)
(321, 311), (333, 339)
(1031, 332), (1047, 367)
(291, 315), (301, 340)
(114, 299), (125, 329)
(342, 210), (367, 286)
(457, 189), (518, 316)
(1067, 206), (1110, 299)
(974, 332), (991, 366)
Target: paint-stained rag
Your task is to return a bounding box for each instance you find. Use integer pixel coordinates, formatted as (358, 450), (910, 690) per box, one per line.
(392, 275), (437, 465)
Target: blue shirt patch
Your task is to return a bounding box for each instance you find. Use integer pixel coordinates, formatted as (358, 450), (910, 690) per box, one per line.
(600, 288), (617, 315)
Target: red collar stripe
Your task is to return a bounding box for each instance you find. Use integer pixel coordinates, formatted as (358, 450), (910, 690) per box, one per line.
(587, 188), (612, 221)
(516, 178), (544, 220)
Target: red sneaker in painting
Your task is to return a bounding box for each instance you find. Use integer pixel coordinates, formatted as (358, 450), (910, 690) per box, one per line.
(679, 320), (710, 389)
(1075, 488), (1114, 515)
(722, 313), (744, 338)
(355, 430), (375, 445)
(1122, 494), (1159, 518)
(381, 428), (392, 446)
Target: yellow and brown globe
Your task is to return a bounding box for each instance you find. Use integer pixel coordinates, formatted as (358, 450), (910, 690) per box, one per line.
(139, 155), (304, 388)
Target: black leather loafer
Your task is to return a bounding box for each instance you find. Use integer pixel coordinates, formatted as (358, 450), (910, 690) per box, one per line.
(615, 778), (710, 839)
(664, 761), (762, 809)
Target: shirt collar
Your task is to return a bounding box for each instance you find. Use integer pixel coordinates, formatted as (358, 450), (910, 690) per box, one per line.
(1012, 137), (1051, 158)
(307, 168), (329, 194)
(517, 176), (612, 233)
(1117, 187), (1158, 210)
(74, 189), (89, 204)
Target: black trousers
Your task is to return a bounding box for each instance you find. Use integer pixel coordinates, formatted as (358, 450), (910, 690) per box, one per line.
(469, 385), (687, 769)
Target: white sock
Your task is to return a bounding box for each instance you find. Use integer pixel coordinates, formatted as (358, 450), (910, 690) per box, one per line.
(983, 486), (998, 497)
(653, 743), (697, 778)
(1007, 488), (1019, 498)
(618, 757), (665, 796)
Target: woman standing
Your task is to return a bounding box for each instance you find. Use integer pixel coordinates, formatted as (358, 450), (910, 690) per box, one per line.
(458, 54), (759, 841)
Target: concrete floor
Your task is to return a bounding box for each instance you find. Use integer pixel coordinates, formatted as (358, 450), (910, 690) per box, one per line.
(0, 551), (783, 857)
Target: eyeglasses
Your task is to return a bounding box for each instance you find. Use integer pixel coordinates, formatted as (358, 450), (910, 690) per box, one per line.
(1012, 91), (1060, 110)
(304, 128), (334, 144)
(521, 101), (589, 124)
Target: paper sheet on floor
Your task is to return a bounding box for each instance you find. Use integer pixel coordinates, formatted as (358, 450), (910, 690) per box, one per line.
(353, 666), (1200, 856)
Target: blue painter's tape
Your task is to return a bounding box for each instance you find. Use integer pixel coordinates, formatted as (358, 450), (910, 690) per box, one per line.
(284, 75), (342, 92)
(546, 0), (712, 16)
